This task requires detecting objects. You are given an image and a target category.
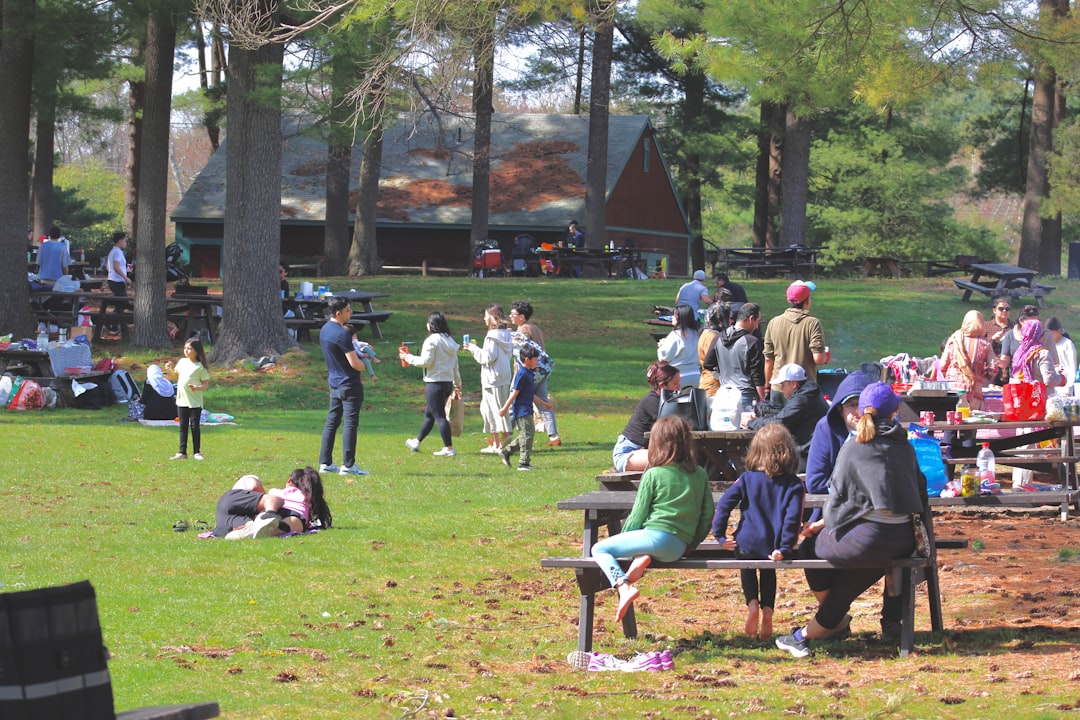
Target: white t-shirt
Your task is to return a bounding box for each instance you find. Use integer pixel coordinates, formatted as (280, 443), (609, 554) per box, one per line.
(107, 245), (128, 283)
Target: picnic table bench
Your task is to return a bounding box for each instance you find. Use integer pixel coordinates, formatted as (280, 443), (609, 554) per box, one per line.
(954, 262), (1056, 307)
(542, 488), (950, 658)
(718, 246), (821, 279)
(0, 346), (112, 406)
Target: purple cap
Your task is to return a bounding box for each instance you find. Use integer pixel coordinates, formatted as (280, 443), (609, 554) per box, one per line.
(858, 382), (901, 418)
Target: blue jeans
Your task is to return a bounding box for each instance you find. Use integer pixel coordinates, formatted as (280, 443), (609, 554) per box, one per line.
(320, 382), (363, 467)
(534, 375), (558, 437)
(612, 434), (643, 472)
(592, 529), (686, 588)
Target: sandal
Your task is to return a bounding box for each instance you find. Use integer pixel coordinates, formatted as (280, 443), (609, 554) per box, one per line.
(193, 519), (210, 532)
(173, 520), (189, 532)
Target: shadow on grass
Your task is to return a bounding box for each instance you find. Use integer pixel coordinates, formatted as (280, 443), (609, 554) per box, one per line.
(667, 624), (1080, 662)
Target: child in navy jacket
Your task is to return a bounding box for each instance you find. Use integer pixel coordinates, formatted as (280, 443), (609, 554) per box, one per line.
(712, 423), (805, 639)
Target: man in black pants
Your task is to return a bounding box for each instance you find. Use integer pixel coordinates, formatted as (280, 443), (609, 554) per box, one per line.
(212, 475), (287, 540)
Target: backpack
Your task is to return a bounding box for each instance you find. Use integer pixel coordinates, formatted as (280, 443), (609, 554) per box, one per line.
(109, 370), (140, 403)
(512, 332), (554, 379)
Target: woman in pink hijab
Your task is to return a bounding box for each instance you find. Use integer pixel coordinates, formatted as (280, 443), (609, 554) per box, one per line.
(1011, 319), (1065, 388)
(939, 310), (998, 409)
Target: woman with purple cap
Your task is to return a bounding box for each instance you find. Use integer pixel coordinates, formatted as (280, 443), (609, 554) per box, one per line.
(776, 382), (928, 658)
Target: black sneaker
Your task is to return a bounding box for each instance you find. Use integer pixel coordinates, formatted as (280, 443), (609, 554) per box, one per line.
(880, 619), (902, 644)
(775, 633), (811, 658)
(517, 464), (536, 471)
(500, 448), (512, 468)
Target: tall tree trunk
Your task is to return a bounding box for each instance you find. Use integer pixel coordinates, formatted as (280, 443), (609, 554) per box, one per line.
(1041, 0), (1069, 274)
(348, 132), (383, 276)
(196, 20), (222, 151)
(752, 102), (783, 249)
(0, 0), (37, 339)
(1019, 37), (1055, 270)
(132, 7), (176, 348)
(211, 30), (288, 364)
(779, 108), (811, 249)
(126, 39), (145, 237)
(584, 0), (614, 250)
(323, 53), (353, 274)
(31, 97), (56, 241)
(573, 27), (585, 115)
(683, 70), (705, 270)
(470, 24), (495, 261)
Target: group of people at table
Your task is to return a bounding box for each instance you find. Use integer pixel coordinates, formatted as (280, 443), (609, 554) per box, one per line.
(597, 274), (1076, 658)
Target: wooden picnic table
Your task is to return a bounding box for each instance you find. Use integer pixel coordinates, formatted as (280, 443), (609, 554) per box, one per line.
(717, 246), (821, 279)
(533, 247), (621, 278)
(548, 488), (952, 657)
(283, 290), (392, 340)
(954, 262), (1056, 307)
(918, 417), (1080, 519)
(644, 428), (753, 485)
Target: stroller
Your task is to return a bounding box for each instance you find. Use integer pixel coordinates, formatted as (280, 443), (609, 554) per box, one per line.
(165, 242), (188, 283)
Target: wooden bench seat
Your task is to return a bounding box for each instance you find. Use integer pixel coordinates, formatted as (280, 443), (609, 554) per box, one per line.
(541, 549), (940, 658)
(595, 470), (643, 490)
(954, 278), (1056, 303)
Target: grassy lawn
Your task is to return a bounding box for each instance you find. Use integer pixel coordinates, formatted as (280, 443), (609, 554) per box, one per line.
(6, 273), (1080, 719)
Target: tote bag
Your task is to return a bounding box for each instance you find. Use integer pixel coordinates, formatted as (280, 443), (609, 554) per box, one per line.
(658, 386), (709, 431)
(1003, 381), (1046, 421)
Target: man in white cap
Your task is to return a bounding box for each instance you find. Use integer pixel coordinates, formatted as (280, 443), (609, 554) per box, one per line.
(747, 362), (828, 469)
(763, 280), (830, 401)
(674, 269), (712, 310)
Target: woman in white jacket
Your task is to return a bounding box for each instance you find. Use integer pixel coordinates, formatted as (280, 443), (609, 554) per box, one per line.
(400, 312), (463, 457)
(466, 304), (514, 453)
(657, 303), (701, 387)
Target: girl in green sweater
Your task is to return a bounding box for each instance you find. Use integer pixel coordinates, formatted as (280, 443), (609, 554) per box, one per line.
(591, 415), (714, 622)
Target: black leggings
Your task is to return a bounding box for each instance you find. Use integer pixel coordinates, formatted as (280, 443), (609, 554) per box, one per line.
(740, 568), (777, 609)
(417, 381), (453, 447)
(178, 405), (202, 454)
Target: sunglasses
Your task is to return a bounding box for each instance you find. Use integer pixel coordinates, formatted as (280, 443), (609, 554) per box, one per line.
(995, 306), (1010, 311)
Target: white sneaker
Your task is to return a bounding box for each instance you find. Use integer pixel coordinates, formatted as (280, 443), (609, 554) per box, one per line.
(480, 445), (501, 454)
(193, 453), (205, 461)
(433, 448), (456, 457)
(405, 438), (420, 452)
(319, 463), (340, 473)
(251, 512), (281, 539)
(339, 464), (369, 476)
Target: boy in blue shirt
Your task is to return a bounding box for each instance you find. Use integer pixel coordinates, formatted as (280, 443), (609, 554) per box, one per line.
(499, 345), (552, 470)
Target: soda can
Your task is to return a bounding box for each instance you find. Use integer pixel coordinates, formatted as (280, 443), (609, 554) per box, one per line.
(463, 334), (470, 346)
(920, 411), (935, 426)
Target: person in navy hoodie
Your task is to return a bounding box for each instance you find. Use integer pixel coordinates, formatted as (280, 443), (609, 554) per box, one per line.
(712, 423), (804, 640)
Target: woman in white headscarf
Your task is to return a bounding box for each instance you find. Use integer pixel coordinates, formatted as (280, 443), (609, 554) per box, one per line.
(939, 310), (997, 410)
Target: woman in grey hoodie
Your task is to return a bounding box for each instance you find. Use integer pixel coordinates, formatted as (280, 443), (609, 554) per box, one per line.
(400, 312), (463, 457)
(466, 304), (514, 453)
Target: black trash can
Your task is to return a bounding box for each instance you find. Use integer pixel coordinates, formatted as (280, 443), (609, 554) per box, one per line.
(1069, 241), (1080, 279)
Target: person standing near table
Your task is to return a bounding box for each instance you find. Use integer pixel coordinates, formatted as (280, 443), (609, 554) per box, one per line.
(674, 270), (712, 311)
(714, 271), (747, 303)
(103, 231), (132, 338)
(319, 296), (369, 476)
(509, 300), (562, 446)
(279, 263), (291, 296)
(762, 280), (830, 402)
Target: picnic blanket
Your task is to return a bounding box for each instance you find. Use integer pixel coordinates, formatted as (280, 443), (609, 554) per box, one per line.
(139, 411), (236, 427)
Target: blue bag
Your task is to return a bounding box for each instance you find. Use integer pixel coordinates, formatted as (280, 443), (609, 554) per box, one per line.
(909, 435), (948, 497)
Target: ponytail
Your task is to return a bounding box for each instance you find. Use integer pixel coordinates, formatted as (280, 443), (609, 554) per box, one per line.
(855, 407), (878, 443)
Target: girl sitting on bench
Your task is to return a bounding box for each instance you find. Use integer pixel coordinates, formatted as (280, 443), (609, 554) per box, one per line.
(590, 415), (714, 622)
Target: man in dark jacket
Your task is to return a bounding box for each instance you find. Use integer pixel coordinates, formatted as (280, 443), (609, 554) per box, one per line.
(712, 302), (766, 409)
(747, 363), (828, 469)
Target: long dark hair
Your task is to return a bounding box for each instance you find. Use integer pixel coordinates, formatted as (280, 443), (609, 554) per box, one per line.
(290, 466), (332, 528)
(184, 338), (209, 367)
(427, 311), (451, 336)
(674, 304), (701, 333)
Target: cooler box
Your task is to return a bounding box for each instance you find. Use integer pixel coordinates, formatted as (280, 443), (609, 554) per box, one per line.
(474, 249), (503, 271)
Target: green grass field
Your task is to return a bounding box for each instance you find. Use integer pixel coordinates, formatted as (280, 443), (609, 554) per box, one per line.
(6, 273), (1080, 719)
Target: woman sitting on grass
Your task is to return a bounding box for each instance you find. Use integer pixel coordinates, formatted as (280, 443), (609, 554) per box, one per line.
(591, 415), (714, 622)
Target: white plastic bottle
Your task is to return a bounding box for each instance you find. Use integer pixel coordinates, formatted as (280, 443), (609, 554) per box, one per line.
(976, 442), (995, 483)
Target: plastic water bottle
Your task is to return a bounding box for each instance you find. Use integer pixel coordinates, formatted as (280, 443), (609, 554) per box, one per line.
(976, 442), (995, 483)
